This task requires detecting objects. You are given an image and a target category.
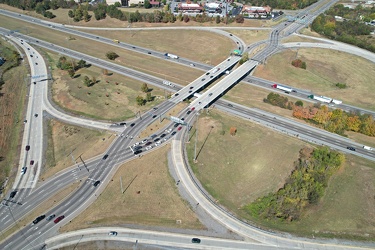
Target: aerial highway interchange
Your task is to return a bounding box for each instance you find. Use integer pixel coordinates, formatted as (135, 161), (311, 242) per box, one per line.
(1, 0), (375, 249)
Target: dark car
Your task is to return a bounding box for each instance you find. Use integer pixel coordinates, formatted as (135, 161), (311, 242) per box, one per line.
(145, 142), (152, 146)
(191, 238), (201, 243)
(46, 214), (56, 221)
(30, 160), (34, 165)
(130, 123), (135, 127)
(34, 114), (38, 117)
(134, 150), (142, 155)
(347, 146), (356, 151)
(109, 231), (118, 236)
(152, 115), (157, 118)
(93, 180), (101, 187)
(178, 127), (182, 131)
(189, 86), (194, 89)
(175, 93), (179, 96)
(9, 190), (17, 199)
(26, 145), (30, 151)
(174, 123), (179, 128)
(228, 104), (233, 107)
(102, 154), (108, 160)
(160, 134), (166, 138)
(154, 138), (160, 142)
(148, 52), (151, 54)
(54, 215), (65, 224)
(187, 111), (191, 115)
(33, 215), (46, 225)
(205, 72), (210, 75)
(171, 131), (177, 136)
(201, 78), (206, 81)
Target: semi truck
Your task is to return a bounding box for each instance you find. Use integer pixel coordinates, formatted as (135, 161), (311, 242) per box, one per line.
(113, 39), (119, 43)
(272, 84), (293, 93)
(307, 95), (342, 105)
(164, 53), (179, 59)
(363, 146), (373, 150)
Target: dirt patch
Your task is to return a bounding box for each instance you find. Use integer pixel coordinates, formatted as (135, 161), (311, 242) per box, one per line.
(61, 145), (204, 232)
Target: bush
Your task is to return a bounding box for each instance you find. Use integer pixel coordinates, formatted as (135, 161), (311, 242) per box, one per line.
(106, 51), (119, 60)
(335, 82), (347, 89)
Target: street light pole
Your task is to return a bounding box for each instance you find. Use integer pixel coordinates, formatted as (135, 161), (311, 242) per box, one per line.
(194, 112), (199, 163)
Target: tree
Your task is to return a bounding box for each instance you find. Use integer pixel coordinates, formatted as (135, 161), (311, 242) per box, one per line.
(91, 76), (96, 85)
(83, 76), (91, 87)
(103, 69), (109, 75)
(136, 96), (145, 106)
(68, 69), (75, 78)
(215, 15), (220, 24)
(183, 15), (190, 23)
(68, 10), (74, 18)
(146, 92), (152, 102)
(229, 127), (237, 136)
(83, 10), (91, 22)
(295, 100), (304, 107)
(106, 51), (119, 60)
(144, 0), (151, 9)
(77, 59), (86, 69)
(235, 14), (244, 23)
(141, 83), (149, 93)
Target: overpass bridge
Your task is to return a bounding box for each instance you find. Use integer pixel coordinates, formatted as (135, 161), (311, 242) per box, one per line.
(188, 60), (259, 111)
(171, 56), (241, 103)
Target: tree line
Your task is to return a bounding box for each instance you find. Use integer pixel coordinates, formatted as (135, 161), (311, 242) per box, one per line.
(243, 0), (317, 10)
(246, 146), (344, 221)
(311, 4), (375, 53)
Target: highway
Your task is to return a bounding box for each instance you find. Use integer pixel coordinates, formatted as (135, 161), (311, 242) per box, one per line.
(1, 0), (375, 249)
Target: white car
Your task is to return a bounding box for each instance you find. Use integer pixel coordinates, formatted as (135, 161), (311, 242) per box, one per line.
(142, 139), (148, 143)
(134, 142), (140, 146)
(21, 167), (27, 175)
(108, 231), (118, 236)
(146, 146), (152, 150)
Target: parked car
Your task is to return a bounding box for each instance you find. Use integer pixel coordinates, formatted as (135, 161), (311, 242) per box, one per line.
(108, 231), (118, 236)
(9, 190), (17, 199)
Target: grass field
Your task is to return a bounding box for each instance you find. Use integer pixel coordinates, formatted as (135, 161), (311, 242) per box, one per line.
(225, 29), (270, 45)
(187, 110), (375, 240)
(0, 182), (80, 242)
(47, 52), (168, 121)
(186, 110), (307, 212)
(61, 145), (204, 232)
(253, 49), (375, 111)
(43, 120), (115, 180)
(0, 40), (28, 191)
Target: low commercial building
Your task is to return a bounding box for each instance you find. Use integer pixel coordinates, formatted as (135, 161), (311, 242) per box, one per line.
(242, 5), (271, 18)
(178, 3), (203, 13)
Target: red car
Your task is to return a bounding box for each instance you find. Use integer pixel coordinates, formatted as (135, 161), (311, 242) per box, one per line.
(191, 107), (195, 111)
(25, 145), (30, 151)
(178, 127), (182, 131)
(54, 215), (65, 224)
(30, 160), (34, 165)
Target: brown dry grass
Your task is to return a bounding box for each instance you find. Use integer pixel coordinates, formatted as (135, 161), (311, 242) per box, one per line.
(0, 182), (80, 242)
(61, 145), (204, 232)
(187, 110), (307, 211)
(47, 52), (167, 121)
(253, 49), (375, 111)
(281, 33), (323, 43)
(42, 120), (115, 180)
(226, 29), (270, 45)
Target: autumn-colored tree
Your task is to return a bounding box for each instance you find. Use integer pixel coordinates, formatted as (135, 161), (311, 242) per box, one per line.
(103, 69), (109, 75)
(312, 105), (332, 125)
(347, 115), (361, 132)
(229, 127), (237, 136)
(141, 83), (149, 93)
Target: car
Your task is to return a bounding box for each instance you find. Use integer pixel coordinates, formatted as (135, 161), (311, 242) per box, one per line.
(148, 52), (151, 54)
(189, 90), (192, 93)
(146, 145), (152, 150)
(150, 134), (157, 139)
(25, 145), (30, 151)
(191, 107), (195, 111)
(33, 215), (46, 225)
(154, 138), (160, 142)
(9, 190), (17, 199)
(205, 72), (210, 75)
(171, 131), (177, 136)
(102, 154), (108, 160)
(145, 141), (152, 146)
(130, 123), (135, 127)
(191, 238), (201, 243)
(93, 180), (101, 187)
(35, 62), (38, 65)
(160, 134), (166, 138)
(201, 78), (206, 81)
(21, 167), (27, 175)
(24, 120), (27, 123)
(189, 86), (194, 89)
(27, 48), (30, 50)
(108, 231), (118, 236)
(119, 122), (126, 126)
(142, 139), (148, 143)
(30, 55), (33, 57)
(134, 150), (142, 155)
(174, 123), (179, 128)
(33, 82), (36, 84)
(187, 110), (191, 115)
(34, 114), (38, 117)
(175, 93), (179, 96)
(210, 75), (213, 78)
(152, 115), (157, 118)
(96, 37), (99, 39)
(228, 104), (233, 107)
(30, 160), (34, 165)
(54, 215), (65, 224)
(181, 118), (185, 121)
(132, 46), (136, 49)
(208, 93), (213, 96)
(46, 214), (56, 221)
(178, 127), (182, 131)
(134, 142), (140, 146)
(347, 146), (356, 151)
(229, 34), (233, 36)
(133, 146), (142, 151)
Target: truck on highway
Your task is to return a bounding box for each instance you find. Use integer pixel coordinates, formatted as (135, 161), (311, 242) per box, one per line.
(308, 95), (342, 105)
(272, 84), (293, 93)
(164, 53), (179, 59)
(113, 39), (119, 43)
(363, 146), (373, 150)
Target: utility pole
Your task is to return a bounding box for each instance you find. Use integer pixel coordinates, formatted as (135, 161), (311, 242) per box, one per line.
(120, 176), (124, 194)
